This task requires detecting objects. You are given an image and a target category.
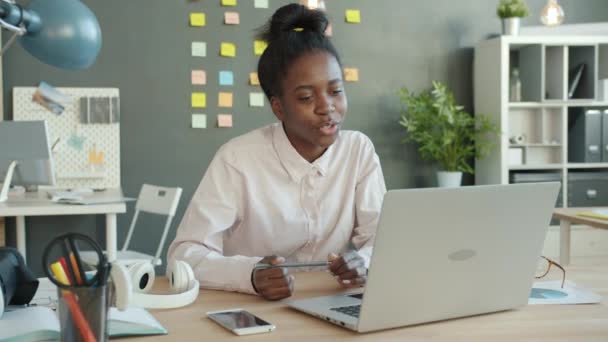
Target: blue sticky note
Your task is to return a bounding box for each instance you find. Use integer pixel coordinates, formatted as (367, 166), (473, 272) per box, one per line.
(219, 71), (234, 86)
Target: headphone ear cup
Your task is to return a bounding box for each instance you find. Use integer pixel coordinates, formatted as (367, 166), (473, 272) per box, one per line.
(128, 261), (155, 293)
(110, 263), (131, 311)
(169, 260), (194, 293)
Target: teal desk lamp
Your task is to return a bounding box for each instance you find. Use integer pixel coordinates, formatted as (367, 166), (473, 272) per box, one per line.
(0, 0), (101, 69)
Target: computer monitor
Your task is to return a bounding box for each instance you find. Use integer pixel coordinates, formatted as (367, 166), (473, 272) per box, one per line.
(0, 120), (56, 202)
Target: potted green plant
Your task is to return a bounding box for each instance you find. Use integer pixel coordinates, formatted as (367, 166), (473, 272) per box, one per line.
(497, 0), (530, 35)
(398, 81), (499, 187)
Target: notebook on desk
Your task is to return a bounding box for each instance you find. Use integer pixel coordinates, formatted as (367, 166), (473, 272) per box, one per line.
(48, 191), (135, 205)
(0, 306), (167, 341)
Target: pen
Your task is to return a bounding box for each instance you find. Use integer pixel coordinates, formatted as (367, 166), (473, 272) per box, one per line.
(254, 261), (331, 269)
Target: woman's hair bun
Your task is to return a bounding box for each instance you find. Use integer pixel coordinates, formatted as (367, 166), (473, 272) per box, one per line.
(257, 3), (328, 42)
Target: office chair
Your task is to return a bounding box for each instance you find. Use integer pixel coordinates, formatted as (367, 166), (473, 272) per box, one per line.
(81, 184), (182, 267)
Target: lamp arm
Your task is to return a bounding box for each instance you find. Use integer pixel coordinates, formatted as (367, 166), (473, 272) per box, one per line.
(0, 0), (40, 34)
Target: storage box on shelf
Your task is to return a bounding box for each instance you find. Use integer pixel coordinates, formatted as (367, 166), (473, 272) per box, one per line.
(474, 35), (608, 215)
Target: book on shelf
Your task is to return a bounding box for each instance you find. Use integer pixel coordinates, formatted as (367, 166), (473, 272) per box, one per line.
(576, 209), (608, 221)
(0, 306), (167, 341)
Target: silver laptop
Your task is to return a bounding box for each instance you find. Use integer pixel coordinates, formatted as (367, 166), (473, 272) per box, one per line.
(287, 183), (560, 333)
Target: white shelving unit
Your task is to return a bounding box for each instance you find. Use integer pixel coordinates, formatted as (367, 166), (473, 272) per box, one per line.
(474, 35), (608, 209)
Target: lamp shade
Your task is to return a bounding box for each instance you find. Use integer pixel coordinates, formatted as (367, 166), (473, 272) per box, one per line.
(19, 0), (102, 70)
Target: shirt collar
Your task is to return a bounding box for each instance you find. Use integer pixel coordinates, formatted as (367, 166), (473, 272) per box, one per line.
(272, 122), (335, 182)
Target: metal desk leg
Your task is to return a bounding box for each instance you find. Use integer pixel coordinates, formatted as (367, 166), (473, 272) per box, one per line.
(559, 219), (571, 265)
(106, 213), (117, 262)
(16, 216), (26, 263)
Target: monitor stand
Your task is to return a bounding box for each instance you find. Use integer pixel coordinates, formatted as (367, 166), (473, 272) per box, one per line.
(0, 160), (18, 202)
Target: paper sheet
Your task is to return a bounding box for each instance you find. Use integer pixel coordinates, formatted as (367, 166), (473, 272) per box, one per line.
(250, 92), (265, 107)
(190, 13), (206, 27)
(191, 42), (207, 57)
(219, 71), (234, 86)
(254, 40), (268, 55)
(528, 280), (602, 305)
(192, 93), (206, 108)
(346, 9), (361, 23)
(220, 42), (236, 57)
(192, 114), (207, 129)
(254, 0), (268, 9)
(218, 92), (233, 107)
(225, 11), (240, 25)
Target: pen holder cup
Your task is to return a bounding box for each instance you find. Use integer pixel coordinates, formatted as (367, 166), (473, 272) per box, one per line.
(57, 284), (109, 342)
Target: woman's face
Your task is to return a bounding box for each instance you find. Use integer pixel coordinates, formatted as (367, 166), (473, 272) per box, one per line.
(271, 51), (347, 162)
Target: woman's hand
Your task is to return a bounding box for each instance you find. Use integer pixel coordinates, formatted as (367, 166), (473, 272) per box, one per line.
(252, 255), (294, 300)
(328, 251), (367, 288)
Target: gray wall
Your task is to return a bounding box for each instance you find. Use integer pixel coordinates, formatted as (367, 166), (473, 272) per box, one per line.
(3, 0), (608, 274)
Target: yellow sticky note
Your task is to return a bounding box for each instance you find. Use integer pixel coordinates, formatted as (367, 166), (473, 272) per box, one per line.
(249, 72), (260, 86)
(344, 67), (359, 82)
(218, 114), (233, 128)
(192, 92), (206, 108)
(225, 12), (240, 25)
(254, 40), (268, 56)
(220, 42), (236, 57)
(192, 114), (207, 129)
(221, 0), (237, 6)
(218, 92), (233, 108)
(346, 9), (361, 23)
(190, 13), (206, 27)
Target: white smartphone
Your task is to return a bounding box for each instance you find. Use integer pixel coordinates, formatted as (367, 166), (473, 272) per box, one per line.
(207, 308), (276, 336)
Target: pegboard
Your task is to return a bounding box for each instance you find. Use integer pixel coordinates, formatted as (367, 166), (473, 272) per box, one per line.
(12, 87), (121, 189)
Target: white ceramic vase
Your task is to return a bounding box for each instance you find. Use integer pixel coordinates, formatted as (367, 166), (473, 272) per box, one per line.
(437, 171), (462, 188)
(502, 17), (521, 36)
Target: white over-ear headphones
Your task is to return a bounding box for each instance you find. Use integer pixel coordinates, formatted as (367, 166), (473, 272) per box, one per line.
(110, 259), (200, 310)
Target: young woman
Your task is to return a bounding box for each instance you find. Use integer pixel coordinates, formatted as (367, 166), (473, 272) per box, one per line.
(168, 3), (386, 301)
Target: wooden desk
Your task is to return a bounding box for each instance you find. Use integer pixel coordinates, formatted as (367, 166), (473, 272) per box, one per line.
(553, 207), (608, 265)
(0, 189), (126, 262)
(144, 256), (608, 341)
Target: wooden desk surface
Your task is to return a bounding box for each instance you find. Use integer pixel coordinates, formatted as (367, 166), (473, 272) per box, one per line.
(143, 256), (608, 341)
(553, 207), (608, 229)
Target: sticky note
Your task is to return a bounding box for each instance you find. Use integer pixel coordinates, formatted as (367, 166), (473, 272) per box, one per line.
(192, 70), (206, 85)
(219, 71), (234, 86)
(218, 92), (233, 107)
(254, 0), (268, 8)
(250, 92), (265, 107)
(344, 68), (359, 82)
(254, 40), (268, 56)
(218, 114), (233, 128)
(192, 114), (207, 129)
(192, 92), (206, 108)
(221, 0), (237, 6)
(325, 23), (332, 37)
(249, 72), (259, 86)
(224, 12), (240, 25)
(346, 9), (361, 23)
(190, 13), (206, 27)
(192, 41), (206, 57)
(220, 42), (236, 57)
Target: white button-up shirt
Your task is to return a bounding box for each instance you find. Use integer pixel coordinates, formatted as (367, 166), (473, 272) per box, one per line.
(167, 122), (386, 294)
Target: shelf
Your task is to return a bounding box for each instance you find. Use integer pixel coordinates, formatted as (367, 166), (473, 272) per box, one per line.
(510, 144), (562, 147)
(509, 101), (608, 108)
(509, 164), (563, 170)
(567, 163), (608, 169)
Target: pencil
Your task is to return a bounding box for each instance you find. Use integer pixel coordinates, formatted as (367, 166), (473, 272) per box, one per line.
(254, 261), (331, 269)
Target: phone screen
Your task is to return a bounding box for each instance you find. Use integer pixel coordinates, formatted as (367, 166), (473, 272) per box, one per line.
(209, 310), (272, 330)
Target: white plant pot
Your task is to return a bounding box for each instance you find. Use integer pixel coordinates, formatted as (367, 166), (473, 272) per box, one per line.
(502, 17), (521, 36)
(437, 171), (462, 188)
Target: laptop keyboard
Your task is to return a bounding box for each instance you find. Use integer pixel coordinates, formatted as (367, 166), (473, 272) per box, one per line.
(330, 304), (361, 318)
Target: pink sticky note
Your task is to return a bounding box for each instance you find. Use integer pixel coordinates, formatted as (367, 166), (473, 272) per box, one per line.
(191, 70), (206, 85)
(224, 12), (240, 25)
(218, 114), (233, 128)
